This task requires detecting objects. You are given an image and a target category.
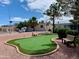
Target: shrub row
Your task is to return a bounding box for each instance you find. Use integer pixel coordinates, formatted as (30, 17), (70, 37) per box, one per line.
(54, 28), (78, 39)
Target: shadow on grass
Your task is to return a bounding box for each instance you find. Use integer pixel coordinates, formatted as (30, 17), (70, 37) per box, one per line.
(41, 43), (56, 47)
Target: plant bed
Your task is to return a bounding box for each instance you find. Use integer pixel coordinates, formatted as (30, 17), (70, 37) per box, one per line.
(6, 34), (58, 55)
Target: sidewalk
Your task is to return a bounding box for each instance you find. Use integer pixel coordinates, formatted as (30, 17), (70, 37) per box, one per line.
(0, 32), (79, 59)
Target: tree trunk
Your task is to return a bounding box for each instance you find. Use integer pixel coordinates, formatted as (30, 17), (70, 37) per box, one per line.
(52, 15), (55, 33)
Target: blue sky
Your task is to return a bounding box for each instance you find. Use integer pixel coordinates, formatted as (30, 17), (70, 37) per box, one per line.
(0, 0), (73, 25)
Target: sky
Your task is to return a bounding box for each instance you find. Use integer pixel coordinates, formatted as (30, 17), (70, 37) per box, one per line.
(0, 0), (73, 26)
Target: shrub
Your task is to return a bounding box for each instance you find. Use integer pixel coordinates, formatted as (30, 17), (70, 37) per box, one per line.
(54, 28), (79, 38)
(66, 30), (78, 36)
(57, 28), (67, 39)
(54, 28), (60, 33)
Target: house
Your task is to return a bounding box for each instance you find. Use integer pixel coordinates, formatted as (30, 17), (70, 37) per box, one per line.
(0, 25), (16, 32)
(18, 22), (53, 32)
(55, 23), (71, 30)
(35, 23), (53, 31)
(0, 23), (53, 32)
(55, 23), (79, 32)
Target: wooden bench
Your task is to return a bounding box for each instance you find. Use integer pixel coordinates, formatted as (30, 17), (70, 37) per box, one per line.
(63, 35), (76, 47)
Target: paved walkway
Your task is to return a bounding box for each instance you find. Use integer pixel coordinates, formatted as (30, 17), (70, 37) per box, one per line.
(0, 32), (79, 59)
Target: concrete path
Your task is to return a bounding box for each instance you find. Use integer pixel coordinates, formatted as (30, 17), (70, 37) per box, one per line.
(0, 32), (79, 59)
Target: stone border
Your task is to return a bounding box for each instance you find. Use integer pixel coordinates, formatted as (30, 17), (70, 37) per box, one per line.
(5, 38), (59, 56)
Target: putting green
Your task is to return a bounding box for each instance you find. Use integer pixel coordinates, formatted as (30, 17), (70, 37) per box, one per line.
(7, 34), (58, 55)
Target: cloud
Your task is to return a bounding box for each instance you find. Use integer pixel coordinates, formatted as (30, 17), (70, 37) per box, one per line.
(10, 16), (50, 23)
(37, 15), (73, 24)
(20, 0), (57, 12)
(10, 17), (29, 22)
(55, 15), (73, 24)
(37, 15), (50, 22)
(19, 0), (73, 24)
(0, 0), (10, 5)
(10, 16), (73, 24)
(21, 5), (29, 11)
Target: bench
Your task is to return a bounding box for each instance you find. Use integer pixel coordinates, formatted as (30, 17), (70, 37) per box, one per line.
(63, 35), (76, 47)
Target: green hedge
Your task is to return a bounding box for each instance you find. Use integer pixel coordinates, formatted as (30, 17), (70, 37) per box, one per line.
(54, 28), (78, 39)
(54, 28), (59, 33)
(57, 28), (67, 39)
(66, 30), (78, 36)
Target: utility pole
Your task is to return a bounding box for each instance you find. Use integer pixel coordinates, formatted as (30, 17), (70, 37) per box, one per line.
(7, 6), (11, 33)
(9, 21), (12, 33)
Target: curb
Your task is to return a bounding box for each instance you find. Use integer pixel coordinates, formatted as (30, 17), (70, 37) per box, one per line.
(5, 38), (59, 56)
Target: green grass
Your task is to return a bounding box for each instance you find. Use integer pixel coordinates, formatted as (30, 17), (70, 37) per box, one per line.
(7, 34), (58, 55)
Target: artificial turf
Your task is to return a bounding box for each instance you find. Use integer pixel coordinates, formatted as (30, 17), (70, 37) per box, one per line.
(7, 34), (58, 55)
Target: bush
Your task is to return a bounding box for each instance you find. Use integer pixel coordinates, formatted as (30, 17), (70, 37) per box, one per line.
(54, 28), (60, 33)
(66, 30), (78, 36)
(54, 28), (79, 38)
(57, 28), (67, 39)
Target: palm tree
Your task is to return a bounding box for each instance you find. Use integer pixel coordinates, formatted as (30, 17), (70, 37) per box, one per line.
(44, 2), (61, 33)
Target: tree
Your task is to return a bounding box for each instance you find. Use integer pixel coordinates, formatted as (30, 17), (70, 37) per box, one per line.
(15, 17), (38, 31)
(27, 16), (38, 31)
(16, 22), (24, 29)
(15, 20), (28, 29)
(23, 21), (28, 27)
(70, 0), (79, 24)
(44, 2), (61, 33)
(58, 0), (79, 31)
(57, 0), (79, 24)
